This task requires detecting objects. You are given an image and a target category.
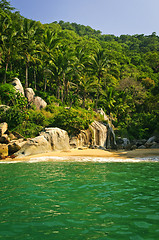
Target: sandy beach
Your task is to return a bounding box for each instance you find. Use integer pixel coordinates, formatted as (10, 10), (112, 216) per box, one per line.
(4, 148), (159, 162)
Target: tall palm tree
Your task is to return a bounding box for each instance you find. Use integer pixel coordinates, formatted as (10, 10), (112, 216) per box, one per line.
(0, 15), (18, 83)
(88, 49), (109, 109)
(77, 74), (98, 108)
(19, 18), (39, 88)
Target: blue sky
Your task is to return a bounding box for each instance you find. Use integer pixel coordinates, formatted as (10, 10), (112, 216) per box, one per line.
(10, 0), (159, 36)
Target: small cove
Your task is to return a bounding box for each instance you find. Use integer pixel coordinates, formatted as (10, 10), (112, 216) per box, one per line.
(0, 160), (159, 239)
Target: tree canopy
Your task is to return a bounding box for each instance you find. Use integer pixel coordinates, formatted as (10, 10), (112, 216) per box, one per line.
(0, 1), (159, 139)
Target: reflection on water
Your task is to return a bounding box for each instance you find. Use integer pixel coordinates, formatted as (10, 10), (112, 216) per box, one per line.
(0, 161), (159, 239)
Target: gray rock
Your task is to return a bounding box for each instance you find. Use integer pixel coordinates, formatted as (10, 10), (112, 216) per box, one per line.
(25, 88), (35, 103)
(90, 121), (107, 147)
(11, 78), (25, 96)
(14, 136), (52, 158)
(150, 143), (159, 149)
(138, 145), (146, 149)
(33, 96), (47, 110)
(40, 128), (70, 151)
(0, 122), (8, 137)
(146, 136), (156, 144)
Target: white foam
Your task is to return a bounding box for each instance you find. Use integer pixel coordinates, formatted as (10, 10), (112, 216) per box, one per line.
(0, 156), (159, 164)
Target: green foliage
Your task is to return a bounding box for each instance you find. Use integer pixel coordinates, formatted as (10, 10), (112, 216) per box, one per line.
(28, 110), (47, 125)
(48, 107), (95, 136)
(0, 3), (159, 140)
(0, 107), (29, 129)
(13, 121), (43, 138)
(0, 83), (27, 107)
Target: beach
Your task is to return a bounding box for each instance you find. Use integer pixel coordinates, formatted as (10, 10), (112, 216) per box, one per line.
(4, 148), (159, 162)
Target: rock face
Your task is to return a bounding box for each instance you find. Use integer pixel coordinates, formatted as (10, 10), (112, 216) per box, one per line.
(70, 121), (117, 149)
(90, 121), (107, 147)
(33, 96), (47, 110)
(11, 78), (25, 96)
(14, 136), (52, 158)
(40, 128), (70, 151)
(25, 88), (35, 103)
(0, 122), (8, 137)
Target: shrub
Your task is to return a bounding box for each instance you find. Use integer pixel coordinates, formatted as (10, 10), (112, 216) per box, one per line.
(0, 83), (27, 108)
(48, 107), (95, 136)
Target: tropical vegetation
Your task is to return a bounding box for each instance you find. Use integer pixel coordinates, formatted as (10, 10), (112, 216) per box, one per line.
(0, 0), (159, 140)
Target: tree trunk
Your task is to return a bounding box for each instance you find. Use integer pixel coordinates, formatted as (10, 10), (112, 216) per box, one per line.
(44, 75), (47, 92)
(25, 63), (28, 88)
(3, 62), (8, 84)
(34, 67), (37, 90)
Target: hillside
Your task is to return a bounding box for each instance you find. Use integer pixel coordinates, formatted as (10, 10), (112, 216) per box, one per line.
(0, 1), (159, 140)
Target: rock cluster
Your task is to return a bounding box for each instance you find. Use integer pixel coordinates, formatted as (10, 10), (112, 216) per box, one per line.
(0, 122), (26, 159)
(116, 136), (159, 150)
(0, 122), (70, 159)
(12, 78), (47, 110)
(69, 121), (117, 150)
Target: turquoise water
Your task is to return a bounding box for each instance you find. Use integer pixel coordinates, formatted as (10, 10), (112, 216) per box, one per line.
(0, 160), (159, 239)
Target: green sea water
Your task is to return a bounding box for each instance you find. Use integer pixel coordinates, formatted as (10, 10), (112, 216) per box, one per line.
(0, 161), (159, 240)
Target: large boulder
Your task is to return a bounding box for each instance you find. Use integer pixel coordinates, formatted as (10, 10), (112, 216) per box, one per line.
(14, 136), (52, 158)
(0, 122), (8, 137)
(40, 128), (70, 151)
(11, 78), (25, 96)
(25, 88), (35, 103)
(33, 96), (47, 110)
(90, 121), (107, 147)
(70, 130), (91, 149)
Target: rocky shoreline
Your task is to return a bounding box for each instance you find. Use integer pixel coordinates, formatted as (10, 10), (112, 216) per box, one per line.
(1, 121), (159, 160)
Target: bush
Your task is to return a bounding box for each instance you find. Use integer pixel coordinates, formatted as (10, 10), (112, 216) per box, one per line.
(0, 107), (29, 129)
(13, 122), (43, 138)
(0, 83), (27, 108)
(48, 107), (95, 136)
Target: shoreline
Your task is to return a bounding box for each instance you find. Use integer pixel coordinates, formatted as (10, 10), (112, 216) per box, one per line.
(2, 148), (159, 162)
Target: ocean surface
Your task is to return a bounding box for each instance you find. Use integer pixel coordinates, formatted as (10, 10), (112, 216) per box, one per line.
(0, 157), (159, 239)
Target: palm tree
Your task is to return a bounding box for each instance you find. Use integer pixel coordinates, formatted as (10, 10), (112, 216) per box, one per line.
(39, 29), (59, 91)
(88, 49), (109, 109)
(0, 15), (18, 83)
(77, 74), (98, 108)
(19, 18), (39, 88)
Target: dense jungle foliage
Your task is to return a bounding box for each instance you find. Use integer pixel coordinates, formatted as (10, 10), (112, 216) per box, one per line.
(0, 0), (159, 139)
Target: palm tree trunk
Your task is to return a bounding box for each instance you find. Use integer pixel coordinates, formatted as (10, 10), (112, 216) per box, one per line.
(34, 67), (37, 90)
(25, 63), (28, 88)
(44, 75), (47, 92)
(3, 62), (8, 84)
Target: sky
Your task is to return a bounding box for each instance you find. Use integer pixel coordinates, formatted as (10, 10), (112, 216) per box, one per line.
(9, 0), (159, 36)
